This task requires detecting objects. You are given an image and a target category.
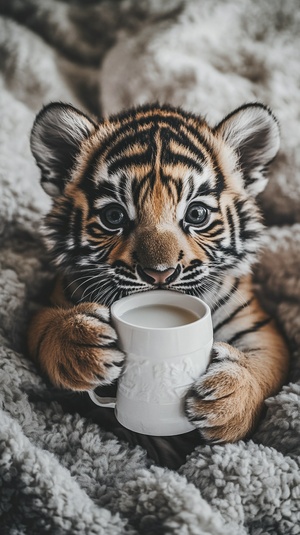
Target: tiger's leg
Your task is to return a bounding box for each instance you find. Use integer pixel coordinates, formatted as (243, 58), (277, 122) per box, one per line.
(185, 290), (289, 443)
(27, 279), (124, 390)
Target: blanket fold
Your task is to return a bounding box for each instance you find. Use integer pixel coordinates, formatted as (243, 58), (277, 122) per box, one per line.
(0, 1), (300, 533)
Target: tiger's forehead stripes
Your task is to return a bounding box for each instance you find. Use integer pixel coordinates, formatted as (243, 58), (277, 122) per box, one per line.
(106, 104), (203, 130)
(81, 106), (225, 188)
(109, 106), (226, 190)
(168, 138), (204, 165)
(102, 118), (207, 171)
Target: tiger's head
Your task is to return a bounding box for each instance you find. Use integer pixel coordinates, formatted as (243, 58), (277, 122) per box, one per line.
(31, 103), (279, 305)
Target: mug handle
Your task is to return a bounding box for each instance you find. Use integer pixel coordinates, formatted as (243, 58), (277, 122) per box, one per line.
(88, 390), (116, 409)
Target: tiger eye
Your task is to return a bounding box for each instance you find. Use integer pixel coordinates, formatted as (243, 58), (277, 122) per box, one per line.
(101, 203), (127, 229)
(185, 203), (209, 226)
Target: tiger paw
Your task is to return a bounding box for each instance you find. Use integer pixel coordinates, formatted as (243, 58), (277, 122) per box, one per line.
(37, 302), (125, 391)
(184, 342), (262, 443)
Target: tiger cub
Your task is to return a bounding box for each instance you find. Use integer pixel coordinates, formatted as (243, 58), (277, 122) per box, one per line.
(28, 102), (289, 444)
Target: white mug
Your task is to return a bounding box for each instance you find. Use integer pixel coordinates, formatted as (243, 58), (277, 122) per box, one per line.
(89, 290), (213, 436)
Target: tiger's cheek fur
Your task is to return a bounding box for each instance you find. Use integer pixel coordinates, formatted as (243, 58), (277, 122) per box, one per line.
(185, 234), (213, 264)
(108, 236), (135, 265)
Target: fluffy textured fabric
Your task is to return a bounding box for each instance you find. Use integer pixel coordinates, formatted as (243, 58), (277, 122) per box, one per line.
(0, 0), (300, 533)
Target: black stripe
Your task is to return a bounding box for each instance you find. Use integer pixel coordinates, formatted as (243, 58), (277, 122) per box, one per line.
(198, 219), (223, 232)
(203, 228), (223, 239)
(182, 259), (203, 272)
(72, 208), (83, 250)
(79, 171), (97, 218)
(186, 175), (195, 202)
(192, 238), (216, 260)
(235, 199), (261, 242)
(174, 179), (183, 200)
(196, 182), (219, 198)
(214, 298), (254, 333)
(240, 228), (260, 241)
(86, 222), (103, 237)
(160, 125), (205, 163)
(108, 150), (154, 175)
(212, 278), (240, 312)
(160, 172), (183, 202)
(139, 171), (156, 207)
(46, 199), (73, 235)
(105, 127), (153, 162)
(119, 173), (130, 205)
(159, 174), (175, 199)
(114, 267), (137, 280)
(96, 180), (117, 198)
(97, 342), (118, 349)
(79, 127), (135, 192)
(113, 113), (183, 135)
(226, 317), (271, 346)
(131, 177), (140, 206)
(161, 152), (203, 174)
(226, 206), (236, 252)
(214, 170), (225, 194)
(181, 270), (203, 281)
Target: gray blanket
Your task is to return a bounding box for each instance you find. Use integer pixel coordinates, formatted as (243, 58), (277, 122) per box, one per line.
(1, 1), (300, 533)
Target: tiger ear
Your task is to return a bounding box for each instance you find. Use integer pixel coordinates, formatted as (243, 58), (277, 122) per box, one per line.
(215, 103), (280, 196)
(30, 102), (96, 196)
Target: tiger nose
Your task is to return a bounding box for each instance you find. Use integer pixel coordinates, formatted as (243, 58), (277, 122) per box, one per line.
(137, 266), (178, 285)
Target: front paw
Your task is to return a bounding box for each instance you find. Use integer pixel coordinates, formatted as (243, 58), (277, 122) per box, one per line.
(43, 303), (125, 391)
(185, 342), (262, 443)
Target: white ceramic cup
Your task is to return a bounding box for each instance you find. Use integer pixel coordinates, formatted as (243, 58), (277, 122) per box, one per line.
(88, 290), (213, 436)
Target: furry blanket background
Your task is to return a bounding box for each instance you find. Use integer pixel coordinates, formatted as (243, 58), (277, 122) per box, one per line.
(1, 0), (300, 533)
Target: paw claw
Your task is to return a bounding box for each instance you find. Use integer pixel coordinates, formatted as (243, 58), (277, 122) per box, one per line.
(184, 350), (262, 443)
(49, 303), (125, 390)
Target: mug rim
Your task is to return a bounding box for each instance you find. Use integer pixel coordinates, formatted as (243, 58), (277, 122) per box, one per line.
(110, 289), (211, 332)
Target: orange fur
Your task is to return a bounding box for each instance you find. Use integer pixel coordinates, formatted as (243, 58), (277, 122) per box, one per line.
(28, 289), (124, 390)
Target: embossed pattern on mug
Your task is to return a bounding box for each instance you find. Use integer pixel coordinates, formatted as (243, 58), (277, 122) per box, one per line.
(119, 355), (205, 403)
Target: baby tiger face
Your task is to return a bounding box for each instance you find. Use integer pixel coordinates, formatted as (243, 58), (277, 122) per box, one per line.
(31, 103), (279, 305)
